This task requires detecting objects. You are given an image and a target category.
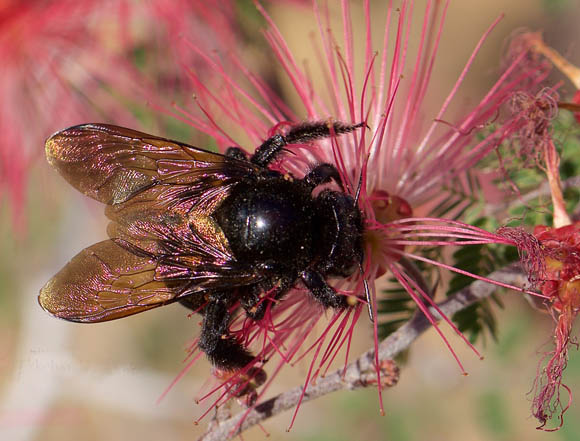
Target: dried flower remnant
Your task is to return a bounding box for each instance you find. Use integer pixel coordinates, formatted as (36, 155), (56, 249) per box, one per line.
(158, 0), (553, 426)
(506, 88), (571, 228)
(507, 89), (557, 168)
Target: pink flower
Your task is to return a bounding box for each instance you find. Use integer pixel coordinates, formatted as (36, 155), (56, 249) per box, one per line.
(495, 31), (580, 430)
(120, 0), (239, 100)
(152, 0), (551, 427)
(0, 0), (133, 231)
(0, 0), (239, 232)
(529, 223), (580, 430)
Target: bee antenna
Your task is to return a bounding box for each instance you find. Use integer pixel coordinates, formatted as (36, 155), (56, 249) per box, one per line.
(359, 263), (373, 322)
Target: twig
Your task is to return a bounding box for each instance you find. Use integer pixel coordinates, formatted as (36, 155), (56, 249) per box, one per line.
(198, 263), (530, 441)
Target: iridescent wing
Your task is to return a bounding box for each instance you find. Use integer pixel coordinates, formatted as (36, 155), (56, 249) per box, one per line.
(44, 123), (256, 210)
(41, 124), (261, 322)
(40, 239), (186, 322)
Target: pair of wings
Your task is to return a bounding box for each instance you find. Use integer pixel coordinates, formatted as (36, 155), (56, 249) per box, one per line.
(39, 124), (262, 322)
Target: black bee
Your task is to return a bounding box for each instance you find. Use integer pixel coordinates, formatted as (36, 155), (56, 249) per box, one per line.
(39, 121), (366, 373)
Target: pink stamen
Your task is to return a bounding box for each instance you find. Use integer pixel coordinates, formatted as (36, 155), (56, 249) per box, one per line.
(390, 263), (467, 374)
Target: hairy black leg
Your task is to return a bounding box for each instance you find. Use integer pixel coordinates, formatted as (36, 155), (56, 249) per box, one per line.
(225, 146), (248, 161)
(250, 134), (286, 167)
(250, 121), (365, 167)
(198, 295), (254, 370)
(303, 163), (344, 191)
(301, 269), (348, 309)
(239, 284), (263, 319)
(284, 121), (366, 144)
(241, 277), (294, 321)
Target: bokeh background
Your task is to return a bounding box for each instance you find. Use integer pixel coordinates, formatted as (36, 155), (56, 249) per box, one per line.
(1, 1), (580, 440)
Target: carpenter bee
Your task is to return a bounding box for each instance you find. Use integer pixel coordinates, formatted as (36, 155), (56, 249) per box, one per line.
(39, 121), (366, 374)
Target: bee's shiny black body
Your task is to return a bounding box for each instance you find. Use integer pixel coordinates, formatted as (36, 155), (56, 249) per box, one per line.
(216, 178), (316, 273)
(193, 125), (365, 370)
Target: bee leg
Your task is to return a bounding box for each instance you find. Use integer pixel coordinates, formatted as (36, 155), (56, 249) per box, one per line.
(251, 121), (365, 167)
(198, 295), (254, 370)
(301, 269), (349, 309)
(303, 163), (344, 191)
(250, 134), (287, 167)
(225, 147), (248, 161)
(241, 278), (293, 321)
(240, 284), (266, 320)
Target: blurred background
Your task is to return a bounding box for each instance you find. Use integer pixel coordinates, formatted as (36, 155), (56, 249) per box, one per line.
(1, 1), (580, 440)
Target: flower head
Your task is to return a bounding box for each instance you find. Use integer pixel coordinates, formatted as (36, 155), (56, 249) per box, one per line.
(527, 222), (580, 430)
(155, 0), (553, 426)
(497, 31), (580, 430)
